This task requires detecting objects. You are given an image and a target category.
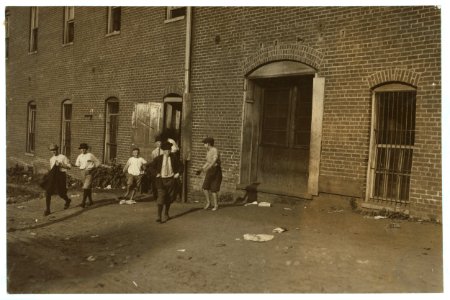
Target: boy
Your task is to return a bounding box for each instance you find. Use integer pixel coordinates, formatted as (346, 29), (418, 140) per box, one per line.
(75, 143), (100, 208)
(41, 144), (72, 216)
(196, 137), (222, 211)
(149, 141), (181, 223)
(122, 147), (147, 203)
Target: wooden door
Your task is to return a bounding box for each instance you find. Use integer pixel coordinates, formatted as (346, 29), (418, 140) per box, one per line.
(256, 75), (313, 196)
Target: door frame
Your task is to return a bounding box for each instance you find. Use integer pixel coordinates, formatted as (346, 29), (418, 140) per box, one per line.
(240, 60), (325, 197)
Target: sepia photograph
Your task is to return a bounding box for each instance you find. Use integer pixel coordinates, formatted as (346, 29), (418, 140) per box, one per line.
(1, 0), (446, 296)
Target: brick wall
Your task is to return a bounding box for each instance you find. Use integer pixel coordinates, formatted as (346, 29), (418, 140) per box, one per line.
(6, 6), (441, 220)
(6, 6), (186, 170)
(188, 7), (441, 219)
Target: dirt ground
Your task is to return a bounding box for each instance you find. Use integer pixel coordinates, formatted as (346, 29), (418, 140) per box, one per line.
(5, 185), (443, 293)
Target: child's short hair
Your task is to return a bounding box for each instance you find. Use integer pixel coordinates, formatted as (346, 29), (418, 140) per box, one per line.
(132, 147), (140, 152)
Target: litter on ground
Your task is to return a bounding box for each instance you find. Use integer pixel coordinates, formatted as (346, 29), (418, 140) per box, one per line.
(244, 201), (258, 206)
(374, 216), (388, 220)
(283, 207), (292, 211)
(177, 249), (186, 252)
(86, 255), (96, 262)
(258, 202), (272, 207)
(243, 233), (274, 242)
(272, 227), (287, 233)
(104, 185), (112, 190)
(119, 200), (137, 205)
(356, 259), (369, 264)
(132, 281), (138, 287)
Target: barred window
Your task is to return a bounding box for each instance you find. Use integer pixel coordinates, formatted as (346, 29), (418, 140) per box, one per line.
(105, 98), (120, 164)
(61, 100), (72, 157)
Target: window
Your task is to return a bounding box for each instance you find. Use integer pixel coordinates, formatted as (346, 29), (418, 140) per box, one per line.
(5, 10), (10, 58)
(367, 84), (417, 204)
(166, 7), (186, 20)
(107, 6), (121, 34)
(61, 100), (72, 157)
(105, 98), (119, 163)
(26, 101), (37, 153)
(63, 6), (74, 44)
(29, 7), (38, 53)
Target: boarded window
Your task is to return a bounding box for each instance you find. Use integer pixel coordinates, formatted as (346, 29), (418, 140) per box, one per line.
(369, 86), (416, 204)
(107, 6), (121, 34)
(61, 100), (72, 158)
(132, 102), (162, 159)
(26, 102), (36, 153)
(63, 7), (75, 44)
(29, 7), (38, 52)
(105, 99), (119, 164)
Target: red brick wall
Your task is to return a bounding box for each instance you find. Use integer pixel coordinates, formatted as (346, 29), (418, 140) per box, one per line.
(188, 7), (441, 219)
(6, 6), (186, 171)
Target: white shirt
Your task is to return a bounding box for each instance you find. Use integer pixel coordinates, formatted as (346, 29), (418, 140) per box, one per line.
(125, 157), (147, 176)
(75, 153), (100, 170)
(161, 154), (174, 178)
(49, 154), (71, 173)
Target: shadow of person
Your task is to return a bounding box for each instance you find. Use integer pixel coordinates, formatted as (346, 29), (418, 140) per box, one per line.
(233, 182), (260, 205)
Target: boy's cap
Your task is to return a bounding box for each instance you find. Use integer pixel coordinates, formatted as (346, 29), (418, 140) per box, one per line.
(79, 143), (89, 149)
(161, 141), (172, 151)
(202, 137), (214, 144)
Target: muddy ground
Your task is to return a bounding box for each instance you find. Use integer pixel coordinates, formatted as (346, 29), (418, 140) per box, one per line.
(5, 184), (443, 293)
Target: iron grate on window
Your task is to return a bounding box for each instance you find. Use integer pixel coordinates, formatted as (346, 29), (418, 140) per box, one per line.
(372, 90), (416, 204)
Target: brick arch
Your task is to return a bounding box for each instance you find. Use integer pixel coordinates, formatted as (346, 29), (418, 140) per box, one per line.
(161, 83), (184, 98)
(242, 44), (324, 76)
(367, 69), (421, 89)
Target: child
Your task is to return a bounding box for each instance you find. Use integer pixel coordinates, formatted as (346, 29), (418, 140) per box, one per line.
(75, 143), (100, 208)
(196, 137), (222, 211)
(122, 147), (147, 203)
(41, 144), (72, 216)
(149, 141), (181, 223)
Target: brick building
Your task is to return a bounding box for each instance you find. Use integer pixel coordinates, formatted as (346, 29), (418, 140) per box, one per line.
(5, 7), (441, 220)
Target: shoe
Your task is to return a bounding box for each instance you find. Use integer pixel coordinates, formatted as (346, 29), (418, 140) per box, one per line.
(203, 203), (211, 210)
(79, 202), (86, 208)
(43, 210), (51, 216)
(164, 215), (171, 221)
(156, 219), (162, 223)
(64, 199), (71, 209)
(212, 206), (219, 211)
(87, 201), (94, 207)
(125, 200), (137, 205)
(119, 199), (126, 205)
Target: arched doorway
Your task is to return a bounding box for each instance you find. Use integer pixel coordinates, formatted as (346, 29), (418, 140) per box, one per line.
(240, 60), (325, 198)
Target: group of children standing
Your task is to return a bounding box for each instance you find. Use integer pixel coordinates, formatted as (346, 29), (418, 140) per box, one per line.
(43, 134), (222, 224)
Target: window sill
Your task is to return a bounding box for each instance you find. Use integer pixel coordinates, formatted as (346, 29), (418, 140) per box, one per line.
(164, 16), (185, 24)
(28, 51), (38, 55)
(106, 31), (121, 37)
(62, 42), (74, 47)
(24, 152), (35, 157)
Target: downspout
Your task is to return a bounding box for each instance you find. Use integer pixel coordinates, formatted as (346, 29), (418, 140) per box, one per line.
(181, 6), (192, 202)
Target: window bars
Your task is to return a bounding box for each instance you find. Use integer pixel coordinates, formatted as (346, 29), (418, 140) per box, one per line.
(371, 90), (416, 204)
